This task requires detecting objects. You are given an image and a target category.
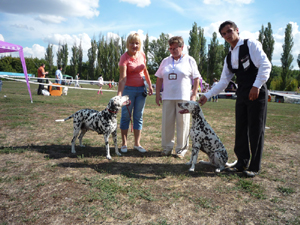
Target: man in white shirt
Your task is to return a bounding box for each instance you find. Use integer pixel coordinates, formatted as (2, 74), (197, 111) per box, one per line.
(199, 21), (271, 177)
(55, 66), (63, 84)
(211, 78), (219, 102)
(75, 73), (80, 87)
(97, 75), (104, 94)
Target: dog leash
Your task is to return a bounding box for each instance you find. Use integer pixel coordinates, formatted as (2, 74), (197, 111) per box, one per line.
(107, 108), (118, 114)
(177, 133), (190, 154)
(126, 105), (133, 132)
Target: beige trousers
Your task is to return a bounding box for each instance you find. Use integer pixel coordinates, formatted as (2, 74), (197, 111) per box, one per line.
(161, 100), (190, 154)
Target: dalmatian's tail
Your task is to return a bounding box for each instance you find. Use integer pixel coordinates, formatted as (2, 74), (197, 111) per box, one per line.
(225, 160), (237, 167)
(55, 115), (74, 122)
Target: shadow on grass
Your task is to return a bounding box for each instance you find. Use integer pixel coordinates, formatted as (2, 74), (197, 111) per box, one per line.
(0, 145), (244, 179)
(33, 144), (166, 159)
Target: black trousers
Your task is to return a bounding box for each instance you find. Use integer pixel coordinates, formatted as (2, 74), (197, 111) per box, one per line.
(37, 78), (44, 95)
(234, 86), (268, 172)
(37, 79), (49, 95)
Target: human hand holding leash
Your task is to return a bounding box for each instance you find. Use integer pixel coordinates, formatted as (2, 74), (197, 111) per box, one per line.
(148, 86), (153, 96)
(198, 95), (208, 106)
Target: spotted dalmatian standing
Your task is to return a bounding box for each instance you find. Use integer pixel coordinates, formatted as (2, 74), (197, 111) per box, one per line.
(56, 95), (130, 159)
(178, 101), (237, 172)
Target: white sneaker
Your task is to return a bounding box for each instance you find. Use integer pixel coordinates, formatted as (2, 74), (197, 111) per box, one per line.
(120, 145), (127, 153)
(134, 145), (147, 153)
(176, 149), (187, 159)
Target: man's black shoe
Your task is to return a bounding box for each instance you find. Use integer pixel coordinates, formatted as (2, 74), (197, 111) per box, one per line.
(243, 171), (260, 177)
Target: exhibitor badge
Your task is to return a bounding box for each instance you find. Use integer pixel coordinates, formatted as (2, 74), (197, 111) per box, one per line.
(168, 73), (177, 80)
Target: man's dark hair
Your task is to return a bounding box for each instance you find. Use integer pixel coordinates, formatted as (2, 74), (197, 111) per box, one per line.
(41, 63), (45, 67)
(219, 20), (238, 35)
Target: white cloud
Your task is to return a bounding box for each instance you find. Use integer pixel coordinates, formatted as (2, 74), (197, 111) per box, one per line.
(0, 34), (4, 41)
(290, 22), (300, 66)
(43, 34), (78, 46)
(42, 33), (92, 63)
(272, 42), (282, 66)
(240, 30), (259, 40)
(36, 15), (67, 24)
(10, 24), (34, 31)
(272, 22), (300, 68)
(106, 32), (121, 42)
(0, 0), (100, 23)
(203, 22), (221, 38)
(203, 0), (222, 4)
(20, 33), (93, 66)
(23, 44), (47, 59)
(120, 0), (151, 7)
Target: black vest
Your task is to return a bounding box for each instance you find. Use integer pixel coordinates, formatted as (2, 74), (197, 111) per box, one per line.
(226, 39), (266, 97)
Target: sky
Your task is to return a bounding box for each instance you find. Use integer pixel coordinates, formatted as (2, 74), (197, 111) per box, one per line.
(0, 0), (300, 71)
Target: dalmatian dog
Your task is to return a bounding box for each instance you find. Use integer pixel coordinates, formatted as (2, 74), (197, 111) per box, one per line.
(56, 95), (130, 159)
(178, 101), (237, 172)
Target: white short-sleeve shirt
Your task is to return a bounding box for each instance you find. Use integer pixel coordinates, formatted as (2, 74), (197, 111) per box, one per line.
(155, 55), (201, 101)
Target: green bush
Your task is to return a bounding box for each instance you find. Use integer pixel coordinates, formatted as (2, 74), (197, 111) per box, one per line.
(285, 78), (298, 91)
(270, 76), (282, 90)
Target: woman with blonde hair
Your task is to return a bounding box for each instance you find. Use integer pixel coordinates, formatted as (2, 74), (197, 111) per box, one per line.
(117, 33), (153, 153)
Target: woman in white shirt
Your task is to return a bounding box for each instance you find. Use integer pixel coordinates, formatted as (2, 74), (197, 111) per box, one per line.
(155, 36), (202, 158)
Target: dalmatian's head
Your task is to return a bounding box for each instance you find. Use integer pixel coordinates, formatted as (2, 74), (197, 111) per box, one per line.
(107, 95), (131, 113)
(178, 101), (201, 115)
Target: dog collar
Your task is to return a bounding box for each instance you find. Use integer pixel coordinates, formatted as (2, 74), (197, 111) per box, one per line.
(106, 108), (118, 114)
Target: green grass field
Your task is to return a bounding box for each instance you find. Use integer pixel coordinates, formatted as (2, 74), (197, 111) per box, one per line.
(0, 80), (299, 224)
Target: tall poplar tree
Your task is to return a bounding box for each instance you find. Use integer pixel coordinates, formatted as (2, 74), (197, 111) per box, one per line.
(45, 44), (54, 75)
(258, 25), (264, 43)
(57, 42), (63, 68)
(198, 27), (207, 79)
(281, 23), (294, 90)
(222, 40), (230, 59)
(77, 41), (83, 77)
(262, 22), (275, 62)
(61, 43), (68, 74)
(188, 22), (200, 66)
(148, 33), (170, 74)
(97, 34), (109, 80)
(113, 36), (121, 81)
(143, 33), (150, 68)
(207, 32), (220, 84)
(87, 38), (97, 80)
(259, 22), (275, 88)
(120, 35), (127, 55)
(107, 37), (119, 81)
(70, 42), (78, 76)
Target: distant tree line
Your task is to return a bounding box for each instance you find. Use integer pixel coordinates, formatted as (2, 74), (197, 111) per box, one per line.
(1, 22), (299, 91)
